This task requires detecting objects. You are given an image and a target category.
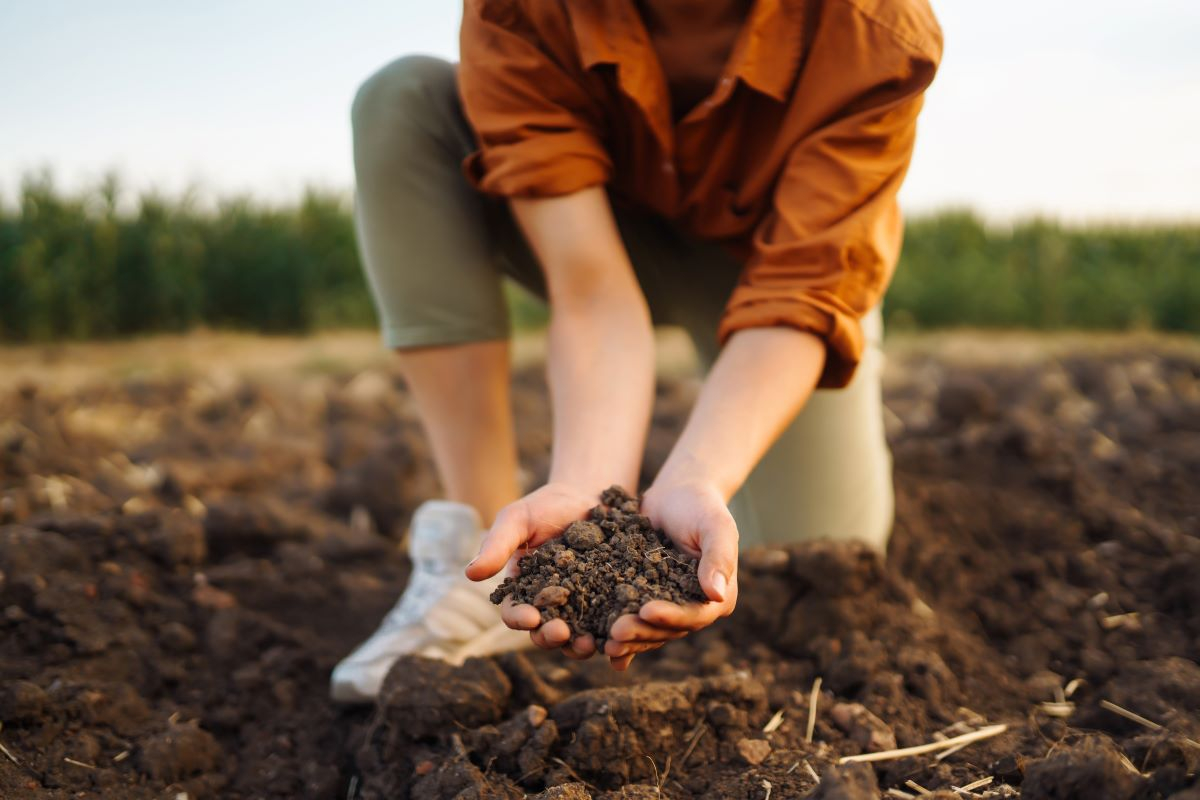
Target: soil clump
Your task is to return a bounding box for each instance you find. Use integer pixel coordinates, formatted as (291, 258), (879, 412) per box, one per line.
(489, 486), (705, 645)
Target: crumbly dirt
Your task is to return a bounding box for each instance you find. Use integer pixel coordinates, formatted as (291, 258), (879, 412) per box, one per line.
(2, 343), (1199, 798)
(489, 486), (705, 645)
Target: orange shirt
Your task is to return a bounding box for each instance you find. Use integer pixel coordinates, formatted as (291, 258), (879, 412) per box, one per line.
(459, 0), (942, 387)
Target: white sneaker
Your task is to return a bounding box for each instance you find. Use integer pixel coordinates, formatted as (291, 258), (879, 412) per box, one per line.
(329, 500), (531, 703)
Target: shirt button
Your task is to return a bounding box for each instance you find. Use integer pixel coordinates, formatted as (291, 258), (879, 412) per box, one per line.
(720, 77), (733, 88)
(662, 161), (675, 175)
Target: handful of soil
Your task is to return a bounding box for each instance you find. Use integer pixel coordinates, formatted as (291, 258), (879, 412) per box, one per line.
(489, 486), (705, 646)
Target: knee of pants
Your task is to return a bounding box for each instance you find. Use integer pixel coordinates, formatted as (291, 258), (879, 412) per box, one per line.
(351, 55), (458, 167)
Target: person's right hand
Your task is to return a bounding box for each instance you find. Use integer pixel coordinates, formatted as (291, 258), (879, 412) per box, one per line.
(464, 482), (603, 662)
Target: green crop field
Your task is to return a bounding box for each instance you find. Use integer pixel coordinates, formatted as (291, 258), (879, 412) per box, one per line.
(1, 173), (1197, 342)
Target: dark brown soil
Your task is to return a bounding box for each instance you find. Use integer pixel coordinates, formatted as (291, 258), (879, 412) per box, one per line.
(2, 344), (1199, 798)
(489, 486), (705, 645)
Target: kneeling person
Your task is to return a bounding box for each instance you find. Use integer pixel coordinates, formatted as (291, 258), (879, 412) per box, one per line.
(331, 0), (941, 702)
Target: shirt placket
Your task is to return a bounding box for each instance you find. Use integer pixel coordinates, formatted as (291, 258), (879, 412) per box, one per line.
(650, 71), (743, 213)
(602, 1), (693, 211)
(675, 75), (737, 178)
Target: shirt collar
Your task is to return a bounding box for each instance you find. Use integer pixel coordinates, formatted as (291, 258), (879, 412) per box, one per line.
(567, 0), (628, 69)
(566, 0), (805, 103)
(726, 0), (806, 102)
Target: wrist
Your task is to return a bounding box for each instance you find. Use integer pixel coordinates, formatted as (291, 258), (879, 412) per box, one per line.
(650, 453), (731, 502)
(545, 468), (628, 497)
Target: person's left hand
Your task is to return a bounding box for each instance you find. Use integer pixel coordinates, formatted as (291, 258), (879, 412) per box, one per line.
(600, 478), (739, 669)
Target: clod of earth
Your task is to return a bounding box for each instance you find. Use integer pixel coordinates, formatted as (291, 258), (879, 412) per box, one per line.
(736, 737), (771, 765)
(490, 487), (705, 646)
(533, 585), (570, 608)
(830, 701), (898, 753)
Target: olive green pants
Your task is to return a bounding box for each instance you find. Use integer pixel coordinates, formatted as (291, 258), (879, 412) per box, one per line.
(351, 55), (893, 551)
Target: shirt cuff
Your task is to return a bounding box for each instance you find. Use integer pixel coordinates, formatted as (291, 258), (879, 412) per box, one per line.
(463, 131), (612, 198)
(718, 289), (866, 389)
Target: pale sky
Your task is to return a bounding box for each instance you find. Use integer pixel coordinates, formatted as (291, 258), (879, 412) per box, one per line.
(2, 1), (1198, 220)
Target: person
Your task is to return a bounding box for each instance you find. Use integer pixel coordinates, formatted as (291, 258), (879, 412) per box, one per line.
(330, 0), (941, 703)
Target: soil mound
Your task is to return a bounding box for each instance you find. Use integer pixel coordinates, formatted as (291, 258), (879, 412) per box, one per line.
(2, 348), (1199, 798)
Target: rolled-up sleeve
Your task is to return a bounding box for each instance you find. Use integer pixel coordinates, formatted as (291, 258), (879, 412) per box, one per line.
(718, 15), (941, 388)
(459, 0), (611, 198)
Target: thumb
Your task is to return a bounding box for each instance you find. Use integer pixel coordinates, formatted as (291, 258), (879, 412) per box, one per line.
(697, 510), (738, 603)
(465, 504), (530, 581)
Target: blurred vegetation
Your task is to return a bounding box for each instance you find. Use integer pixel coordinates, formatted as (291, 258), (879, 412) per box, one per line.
(889, 211), (1200, 333)
(1, 174), (1197, 342)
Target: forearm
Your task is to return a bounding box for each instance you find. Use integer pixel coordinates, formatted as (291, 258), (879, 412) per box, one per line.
(511, 188), (655, 495)
(655, 327), (826, 500)
(546, 292), (654, 492)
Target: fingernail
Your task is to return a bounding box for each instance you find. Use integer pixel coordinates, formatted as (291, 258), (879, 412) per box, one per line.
(712, 572), (728, 600)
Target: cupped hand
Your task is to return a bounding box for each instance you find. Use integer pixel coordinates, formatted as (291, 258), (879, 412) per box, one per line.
(464, 482), (605, 662)
(601, 479), (739, 667)
(466, 479), (739, 671)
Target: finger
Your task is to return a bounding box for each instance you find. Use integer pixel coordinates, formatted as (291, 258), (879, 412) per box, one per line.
(696, 509), (739, 602)
(639, 598), (727, 632)
(614, 640), (667, 658)
(609, 614), (688, 644)
(609, 653), (636, 671)
(604, 639), (667, 658)
(465, 504), (532, 581)
(500, 599), (541, 631)
(535, 618), (571, 652)
(561, 634), (596, 660)
(529, 629), (556, 649)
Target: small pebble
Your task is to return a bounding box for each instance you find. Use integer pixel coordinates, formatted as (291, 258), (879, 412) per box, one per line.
(737, 738), (771, 766)
(525, 705), (548, 727)
(533, 586), (570, 608)
(614, 584), (638, 604)
(563, 521), (604, 551)
(830, 702), (897, 752)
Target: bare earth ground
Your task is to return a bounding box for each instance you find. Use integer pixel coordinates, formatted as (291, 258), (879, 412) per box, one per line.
(1, 329), (1198, 799)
